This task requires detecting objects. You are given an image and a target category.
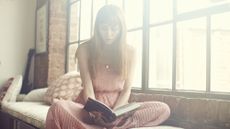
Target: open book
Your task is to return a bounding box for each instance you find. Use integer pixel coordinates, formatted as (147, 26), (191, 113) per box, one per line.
(83, 97), (141, 123)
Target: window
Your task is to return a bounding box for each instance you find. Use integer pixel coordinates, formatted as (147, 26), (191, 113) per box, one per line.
(176, 18), (207, 91)
(149, 24), (173, 89)
(67, 0), (230, 98)
(67, 0), (143, 88)
(211, 12), (230, 92)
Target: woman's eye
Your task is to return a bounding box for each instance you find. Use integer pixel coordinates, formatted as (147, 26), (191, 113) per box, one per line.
(112, 26), (120, 32)
(100, 25), (120, 32)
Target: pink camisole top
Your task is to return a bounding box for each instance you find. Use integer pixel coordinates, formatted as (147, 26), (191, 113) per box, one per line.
(76, 65), (125, 108)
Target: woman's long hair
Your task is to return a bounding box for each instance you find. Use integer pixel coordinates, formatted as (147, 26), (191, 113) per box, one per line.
(88, 5), (128, 79)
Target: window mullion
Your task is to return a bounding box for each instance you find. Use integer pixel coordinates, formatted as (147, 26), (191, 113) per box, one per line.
(172, 0), (177, 91)
(142, 0), (150, 91)
(66, 0), (71, 72)
(122, 0), (125, 11)
(206, 16), (211, 92)
(78, 0), (82, 44)
(90, 0), (93, 37)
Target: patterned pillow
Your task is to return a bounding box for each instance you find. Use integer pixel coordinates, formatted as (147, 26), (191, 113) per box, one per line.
(44, 71), (83, 104)
(0, 77), (14, 105)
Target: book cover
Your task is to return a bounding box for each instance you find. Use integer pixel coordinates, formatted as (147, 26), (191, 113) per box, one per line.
(83, 97), (141, 123)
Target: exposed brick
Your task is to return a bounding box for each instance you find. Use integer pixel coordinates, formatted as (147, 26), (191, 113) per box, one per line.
(163, 95), (181, 118)
(206, 99), (219, 125)
(187, 98), (208, 123)
(34, 54), (48, 88)
(35, 0), (67, 88)
(217, 100), (230, 128)
(174, 98), (190, 122)
(129, 93), (230, 129)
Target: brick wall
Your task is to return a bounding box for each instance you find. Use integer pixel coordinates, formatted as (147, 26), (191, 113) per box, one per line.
(47, 0), (67, 85)
(34, 0), (67, 88)
(129, 93), (230, 129)
(34, 54), (48, 88)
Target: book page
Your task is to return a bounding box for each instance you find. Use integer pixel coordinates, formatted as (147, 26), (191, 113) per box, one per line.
(114, 103), (141, 117)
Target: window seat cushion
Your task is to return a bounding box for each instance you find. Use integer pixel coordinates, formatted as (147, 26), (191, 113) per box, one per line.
(131, 126), (183, 129)
(1, 101), (183, 129)
(2, 102), (49, 129)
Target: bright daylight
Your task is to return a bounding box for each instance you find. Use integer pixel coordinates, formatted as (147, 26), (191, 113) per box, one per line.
(1, 0), (230, 129)
(68, 0), (230, 92)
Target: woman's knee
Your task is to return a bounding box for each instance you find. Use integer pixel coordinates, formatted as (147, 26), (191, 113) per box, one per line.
(51, 100), (67, 108)
(49, 100), (69, 115)
(160, 102), (171, 118)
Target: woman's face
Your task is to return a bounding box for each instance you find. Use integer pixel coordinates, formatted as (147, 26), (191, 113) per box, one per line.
(98, 23), (121, 45)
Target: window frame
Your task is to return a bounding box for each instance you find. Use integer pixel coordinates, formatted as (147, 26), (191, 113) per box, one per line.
(66, 0), (230, 100)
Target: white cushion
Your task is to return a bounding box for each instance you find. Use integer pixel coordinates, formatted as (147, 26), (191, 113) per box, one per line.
(16, 94), (26, 101)
(2, 75), (23, 103)
(2, 102), (49, 129)
(23, 88), (48, 102)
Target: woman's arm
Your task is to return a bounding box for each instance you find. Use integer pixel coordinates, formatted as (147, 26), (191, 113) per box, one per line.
(113, 47), (136, 110)
(76, 43), (96, 103)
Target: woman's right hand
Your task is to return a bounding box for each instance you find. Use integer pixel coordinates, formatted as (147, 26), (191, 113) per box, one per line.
(90, 112), (113, 127)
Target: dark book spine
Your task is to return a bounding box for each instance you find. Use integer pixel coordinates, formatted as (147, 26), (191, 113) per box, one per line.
(84, 98), (116, 123)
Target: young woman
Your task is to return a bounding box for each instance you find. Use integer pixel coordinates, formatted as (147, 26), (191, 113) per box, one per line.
(45, 5), (170, 129)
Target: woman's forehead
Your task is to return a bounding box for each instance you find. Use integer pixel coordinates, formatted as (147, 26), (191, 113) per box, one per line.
(99, 15), (120, 24)
(99, 22), (120, 27)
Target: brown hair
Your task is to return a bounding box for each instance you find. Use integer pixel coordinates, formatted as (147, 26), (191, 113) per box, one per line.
(88, 5), (128, 79)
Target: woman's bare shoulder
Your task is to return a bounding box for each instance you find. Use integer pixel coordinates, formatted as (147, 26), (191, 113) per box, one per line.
(78, 41), (91, 51)
(76, 41), (91, 57)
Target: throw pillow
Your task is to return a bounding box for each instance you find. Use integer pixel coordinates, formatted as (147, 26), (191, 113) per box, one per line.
(23, 88), (48, 102)
(2, 75), (23, 103)
(0, 77), (14, 104)
(44, 71), (83, 104)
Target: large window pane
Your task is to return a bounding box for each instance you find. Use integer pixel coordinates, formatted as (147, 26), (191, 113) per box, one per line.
(177, 0), (230, 14)
(68, 44), (78, 72)
(125, 0), (143, 29)
(149, 24), (173, 89)
(211, 12), (230, 92)
(176, 18), (206, 91)
(69, 2), (80, 42)
(150, 0), (173, 24)
(80, 0), (92, 40)
(127, 30), (142, 88)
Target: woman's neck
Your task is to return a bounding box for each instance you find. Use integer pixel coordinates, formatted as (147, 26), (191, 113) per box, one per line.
(101, 44), (115, 55)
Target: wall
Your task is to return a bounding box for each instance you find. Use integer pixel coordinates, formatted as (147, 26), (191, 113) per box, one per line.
(47, 0), (67, 85)
(34, 0), (49, 88)
(34, 0), (67, 88)
(130, 93), (230, 129)
(0, 0), (36, 86)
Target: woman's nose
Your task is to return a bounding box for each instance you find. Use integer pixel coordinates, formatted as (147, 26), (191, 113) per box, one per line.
(106, 28), (113, 37)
